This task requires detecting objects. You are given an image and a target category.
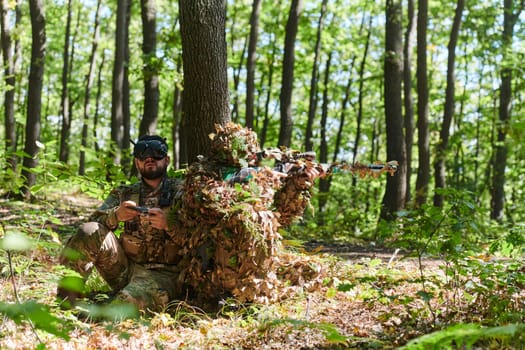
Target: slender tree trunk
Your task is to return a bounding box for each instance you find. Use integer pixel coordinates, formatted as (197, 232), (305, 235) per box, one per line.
(21, 0), (46, 199)
(491, 0), (523, 221)
(305, 0), (327, 152)
(79, 0), (101, 175)
(245, 0), (261, 129)
(259, 32), (277, 149)
(0, 0), (19, 173)
(403, 0), (416, 204)
(352, 15), (372, 166)
(179, 0), (230, 163)
(380, 0), (407, 220)
(58, 0), (72, 163)
(93, 51), (106, 153)
(415, 0), (430, 207)
(317, 53), (331, 225)
(111, 0), (130, 165)
(433, 0), (464, 207)
(172, 56), (184, 168)
(278, 0), (302, 148)
(138, 0), (159, 137)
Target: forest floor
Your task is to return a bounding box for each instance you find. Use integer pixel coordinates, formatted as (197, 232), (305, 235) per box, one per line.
(0, 190), (523, 349)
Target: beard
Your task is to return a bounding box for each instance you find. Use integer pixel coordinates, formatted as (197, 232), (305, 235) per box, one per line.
(140, 162), (168, 180)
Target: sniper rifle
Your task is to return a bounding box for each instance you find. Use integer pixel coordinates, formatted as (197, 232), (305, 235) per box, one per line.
(253, 147), (398, 178)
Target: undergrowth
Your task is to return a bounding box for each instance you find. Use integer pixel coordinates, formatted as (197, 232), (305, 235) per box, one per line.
(0, 168), (524, 348)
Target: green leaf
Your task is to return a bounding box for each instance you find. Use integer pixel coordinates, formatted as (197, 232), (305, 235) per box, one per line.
(0, 301), (71, 340)
(0, 232), (34, 251)
(58, 275), (85, 293)
(337, 283), (354, 292)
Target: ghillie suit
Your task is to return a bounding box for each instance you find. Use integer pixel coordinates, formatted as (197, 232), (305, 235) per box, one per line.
(168, 123), (324, 303)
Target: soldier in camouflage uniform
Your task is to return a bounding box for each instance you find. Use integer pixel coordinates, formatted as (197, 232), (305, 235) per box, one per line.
(57, 135), (184, 312)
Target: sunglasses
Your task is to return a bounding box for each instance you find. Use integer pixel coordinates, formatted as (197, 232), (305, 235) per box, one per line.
(133, 140), (167, 160)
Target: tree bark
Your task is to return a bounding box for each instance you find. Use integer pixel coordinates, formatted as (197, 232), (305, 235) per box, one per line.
(380, 0), (407, 220)
(415, 0), (430, 207)
(0, 0), (19, 173)
(111, 0), (130, 166)
(259, 32), (277, 149)
(138, 0), (159, 137)
(79, 0), (101, 175)
(21, 0), (46, 199)
(58, 0), (72, 163)
(317, 53), (331, 225)
(403, 0), (416, 204)
(245, 0), (261, 129)
(278, 0), (302, 148)
(433, 0), (464, 207)
(491, 0), (523, 221)
(179, 0), (230, 163)
(304, 0), (327, 152)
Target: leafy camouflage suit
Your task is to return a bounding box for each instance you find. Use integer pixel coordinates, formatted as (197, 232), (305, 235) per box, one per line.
(59, 176), (184, 312)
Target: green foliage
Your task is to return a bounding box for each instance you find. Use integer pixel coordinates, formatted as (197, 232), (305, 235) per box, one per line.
(389, 188), (487, 259)
(400, 323), (525, 350)
(259, 317), (349, 345)
(0, 301), (72, 340)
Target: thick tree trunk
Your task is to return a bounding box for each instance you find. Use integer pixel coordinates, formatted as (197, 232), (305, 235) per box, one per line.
(433, 0), (464, 207)
(179, 0), (230, 163)
(380, 0), (407, 221)
(415, 0), (430, 207)
(21, 0), (46, 199)
(138, 0), (159, 137)
(278, 0), (302, 148)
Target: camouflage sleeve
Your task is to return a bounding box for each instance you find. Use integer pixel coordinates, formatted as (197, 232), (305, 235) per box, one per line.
(88, 186), (126, 230)
(273, 164), (317, 227)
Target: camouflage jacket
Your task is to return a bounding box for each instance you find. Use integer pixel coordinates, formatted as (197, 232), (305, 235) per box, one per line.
(89, 176), (183, 265)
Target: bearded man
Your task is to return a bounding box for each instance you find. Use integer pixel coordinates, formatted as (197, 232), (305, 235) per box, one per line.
(57, 135), (183, 312)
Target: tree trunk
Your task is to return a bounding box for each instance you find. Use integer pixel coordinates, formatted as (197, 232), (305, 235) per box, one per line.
(179, 0), (230, 163)
(304, 0), (327, 152)
(93, 51), (106, 153)
(138, 0), (159, 137)
(111, 0), (130, 166)
(259, 33), (277, 149)
(403, 0), (416, 204)
(433, 0), (464, 207)
(79, 0), (101, 176)
(317, 53), (331, 225)
(58, 0), (72, 163)
(380, 0), (407, 221)
(172, 56), (184, 168)
(491, 0), (522, 221)
(352, 15), (372, 167)
(0, 0), (19, 173)
(278, 0), (302, 148)
(21, 0), (46, 199)
(245, 0), (261, 130)
(415, 0), (430, 207)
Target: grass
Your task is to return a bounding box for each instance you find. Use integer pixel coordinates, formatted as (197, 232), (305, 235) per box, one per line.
(1, 190), (525, 349)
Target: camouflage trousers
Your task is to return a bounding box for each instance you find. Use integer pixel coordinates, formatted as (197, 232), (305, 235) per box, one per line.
(60, 222), (183, 312)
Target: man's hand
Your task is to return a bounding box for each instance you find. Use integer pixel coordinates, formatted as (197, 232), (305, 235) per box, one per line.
(145, 208), (168, 231)
(115, 200), (141, 222)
